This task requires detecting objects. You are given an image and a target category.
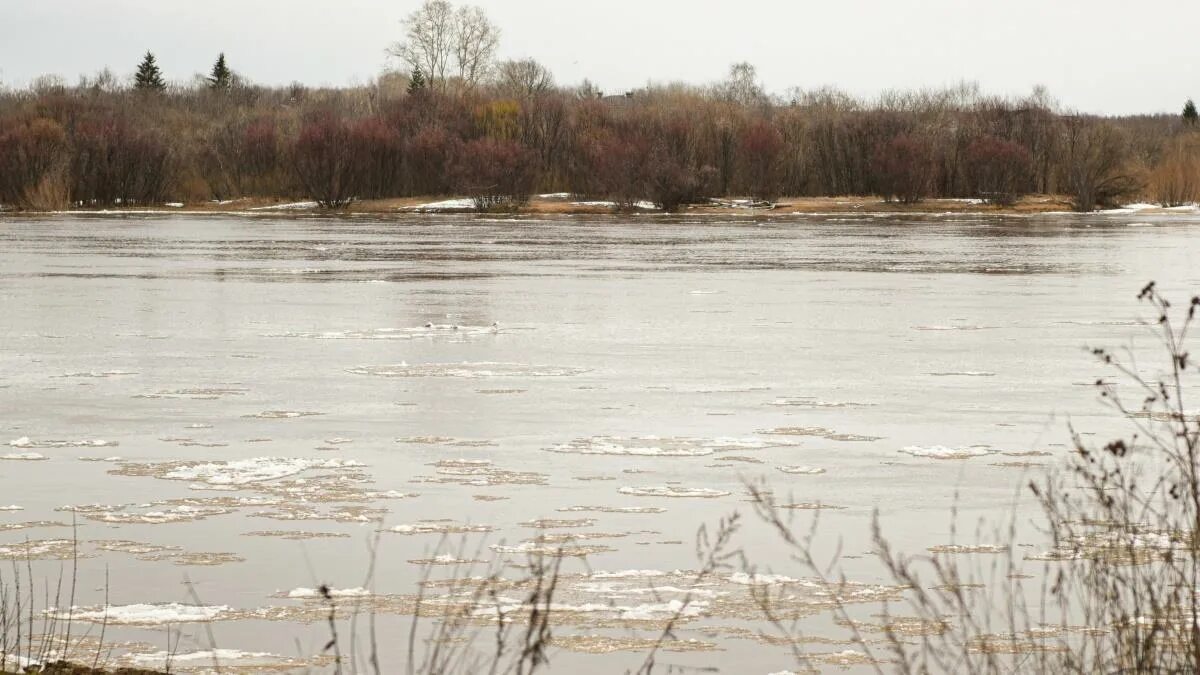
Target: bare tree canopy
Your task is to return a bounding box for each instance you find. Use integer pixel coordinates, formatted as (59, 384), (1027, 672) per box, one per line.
(496, 58), (554, 100)
(388, 0), (498, 94)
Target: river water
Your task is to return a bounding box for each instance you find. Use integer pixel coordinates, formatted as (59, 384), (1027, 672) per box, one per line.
(1, 212), (1198, 673)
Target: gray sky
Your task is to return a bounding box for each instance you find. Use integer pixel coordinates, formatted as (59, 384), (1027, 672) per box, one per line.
(2, 0), (1194, 115)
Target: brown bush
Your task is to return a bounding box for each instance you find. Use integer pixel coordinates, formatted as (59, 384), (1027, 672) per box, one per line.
(964, 136), (1034, 205)
(1062, 120), (1142, 212)
(448, 137), (537, 210)
(871, 133), (933, 203)
(736, 119), (784, 201)
(291, 112), (361, 209)
(1148, 136), (1200, 207)
(0, 117), (70, 209)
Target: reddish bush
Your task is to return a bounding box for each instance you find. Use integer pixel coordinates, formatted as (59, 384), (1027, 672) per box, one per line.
(291, 112), (361, 208)
(871, 134), (933, 203)
(70, 113), (172, 206)
(587, 129), (650, 210)
(964, 136), (1033, 205)
(448, 137), (537, 210)
(736, 120), (784, 201)
(405, 124), (457, 195)
(348, 117), (405, 199)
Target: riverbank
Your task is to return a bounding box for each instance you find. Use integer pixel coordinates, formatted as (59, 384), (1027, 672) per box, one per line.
(8, 194), (1184, 217)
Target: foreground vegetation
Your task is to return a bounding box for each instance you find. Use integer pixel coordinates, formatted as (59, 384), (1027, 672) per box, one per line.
(1, 1), (1197, 214)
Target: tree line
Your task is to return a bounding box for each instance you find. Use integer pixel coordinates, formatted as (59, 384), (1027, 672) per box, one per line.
(0, 0), (1195, 212)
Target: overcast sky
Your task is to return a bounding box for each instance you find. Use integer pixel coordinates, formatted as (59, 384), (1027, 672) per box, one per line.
(2, 0), (1194, 115)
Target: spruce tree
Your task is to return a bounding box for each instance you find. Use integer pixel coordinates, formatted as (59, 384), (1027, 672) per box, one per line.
(1185, 99), (1198, 127)
(407, 68), (426, 94)
(208, 53), (233, 89)
(134, 51), (166, 92)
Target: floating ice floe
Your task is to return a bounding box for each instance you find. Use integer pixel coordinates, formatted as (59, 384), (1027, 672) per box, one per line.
(128, 649), (284, 668)
(9, 437), (117, 448)
(111, 457), (364, 486)
(548, 436), (799, 458)
(899, 445), (995, 460)
(0, 505), (23, 511)
(0, 540), (79, 560)
(759, 427), (881, 442)
(618, 486), (731, 498)
(244, 410), (323, 419)
(2, 452), (47, 461)
(769, 397), (872, 408)
(776, 465), (826, 475)
(390, 522), (494, 535)
(927, 371), (996, 377)
(267, 323), (500, 341)
(349, 362), (588, 378)
(63, 603), (231, 625)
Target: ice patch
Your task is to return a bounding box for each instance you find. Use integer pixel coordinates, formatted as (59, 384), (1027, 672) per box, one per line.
(407, 198), (476, 211)
(0, 505), (23, 511)
(900, 445), (995, 459)
(618, 486), (731, 498)
(9, 437), (116, 448)
(2, 452), (47, 461)
(571, 200), (658, 210)
(251, 201), (319, 210)
(158, 457), (364, 485)
(130, 650), (281, 667)
(728, 572), (806, 586)
(776, 465), (826, 475)
(65, 603), (230, 625)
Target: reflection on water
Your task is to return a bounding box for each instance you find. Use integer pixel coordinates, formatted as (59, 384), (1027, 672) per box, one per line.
(0, 212), (1198, 672)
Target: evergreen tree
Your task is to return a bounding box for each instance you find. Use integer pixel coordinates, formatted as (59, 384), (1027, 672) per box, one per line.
(134, 51), (166, 92)
(1185, 99), (1198, 127)
(407, 68), (426, 94)
(208, 53), (233, 89)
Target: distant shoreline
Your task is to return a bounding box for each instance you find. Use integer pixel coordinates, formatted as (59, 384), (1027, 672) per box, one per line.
(6, 194), (1191, 218)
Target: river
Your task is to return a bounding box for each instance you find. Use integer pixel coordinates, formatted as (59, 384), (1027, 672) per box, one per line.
(1, 211), (1197, 673)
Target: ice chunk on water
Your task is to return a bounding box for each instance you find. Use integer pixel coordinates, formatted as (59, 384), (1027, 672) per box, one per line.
(140, 457), (365, 486)
(900, 445), (995, 459)
(618, 486), (731, 498)
(65, 603), (231, 625)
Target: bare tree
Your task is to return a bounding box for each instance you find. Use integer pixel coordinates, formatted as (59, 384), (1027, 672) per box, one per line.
(716, 62), (765, 106)
(388, 0), (498, 94)
(453, 5), (499, 91)
(496, 59), (553, 100)
(1062, 116), (1141, 212)
(389, 0), (455, 92)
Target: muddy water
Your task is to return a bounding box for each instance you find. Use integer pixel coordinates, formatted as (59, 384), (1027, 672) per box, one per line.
(1, 212), (1198, 673)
